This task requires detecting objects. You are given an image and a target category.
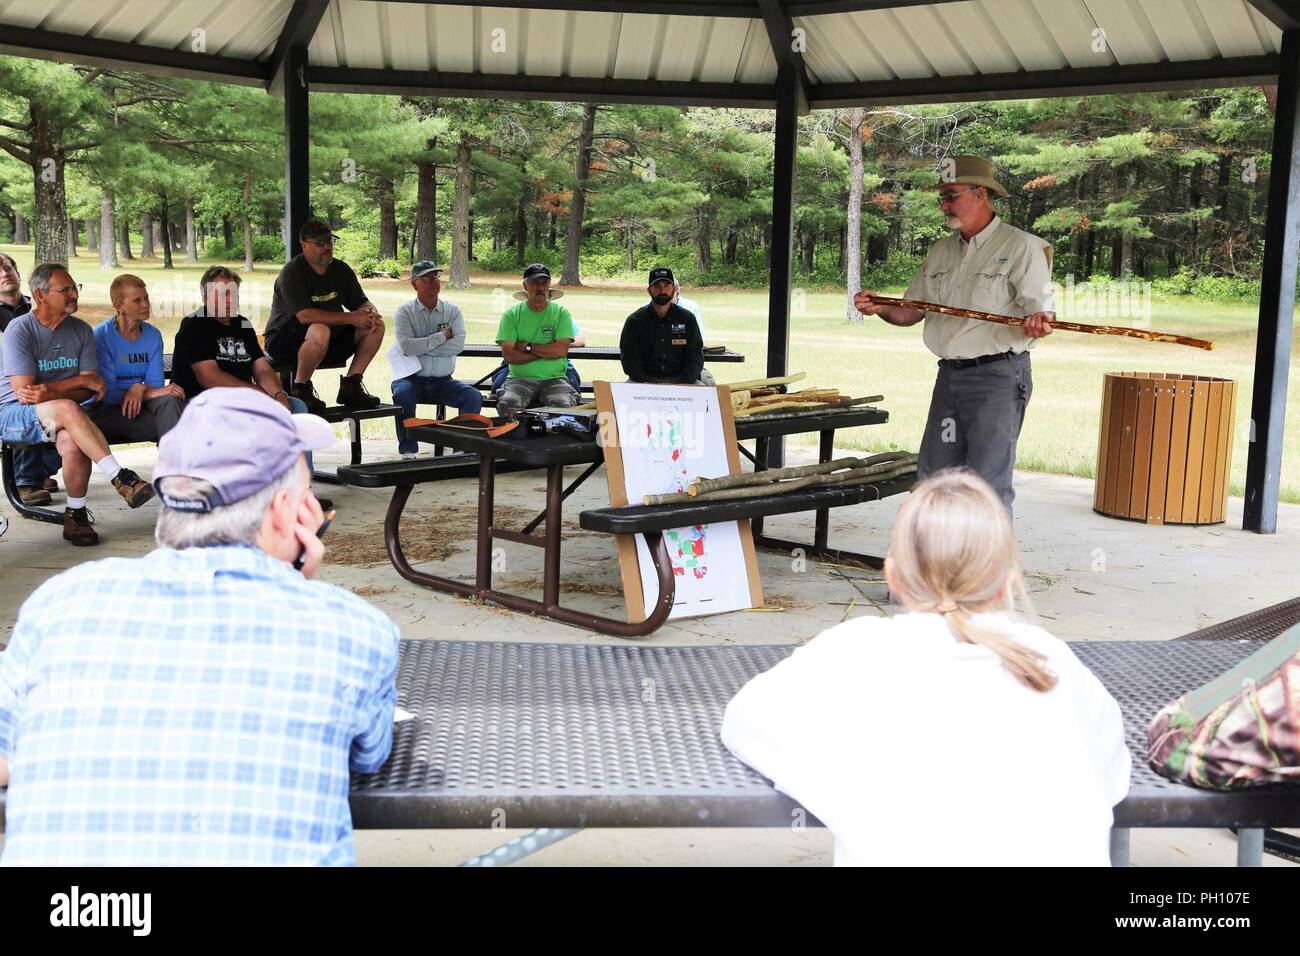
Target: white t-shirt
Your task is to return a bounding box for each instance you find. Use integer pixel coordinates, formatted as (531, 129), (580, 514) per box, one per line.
(675, 295), (705, 341)
(721, 611), (1131, 866)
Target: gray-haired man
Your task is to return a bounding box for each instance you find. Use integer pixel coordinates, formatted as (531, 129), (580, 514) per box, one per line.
(0, 263), (154, 545)
(0, 388), (400, 865)
(855, 155), (1055, 514)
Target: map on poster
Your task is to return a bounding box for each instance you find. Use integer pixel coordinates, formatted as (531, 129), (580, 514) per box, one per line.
(608, 383), (756, 619)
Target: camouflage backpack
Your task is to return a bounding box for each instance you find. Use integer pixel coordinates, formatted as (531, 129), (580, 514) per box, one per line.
(1147, 624), (1300, 790)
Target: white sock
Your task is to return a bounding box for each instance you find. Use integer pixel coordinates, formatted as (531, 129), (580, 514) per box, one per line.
(402, 452), (417, 460)
(67, 495), (87, 509)
(96, 454), (122, 481)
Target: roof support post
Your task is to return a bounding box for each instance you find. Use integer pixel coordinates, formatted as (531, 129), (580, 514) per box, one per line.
(765, 62), (799, 469)
(283, 45), (311, 263)
(1244, 29), (1299, 533)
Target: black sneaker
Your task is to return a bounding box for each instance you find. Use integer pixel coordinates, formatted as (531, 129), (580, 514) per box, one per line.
(337, 374), (381, 410)
(111, 468), (155, 508)
(292, 381), (328, 415)
(63, 506), (99, 546)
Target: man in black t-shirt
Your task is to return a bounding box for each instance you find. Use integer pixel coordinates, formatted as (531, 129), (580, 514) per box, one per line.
(263, 219), (384, 414)
(173, 265), (332, 507)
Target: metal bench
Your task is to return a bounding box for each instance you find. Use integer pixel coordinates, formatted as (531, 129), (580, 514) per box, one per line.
(5, 602), (1299, 864)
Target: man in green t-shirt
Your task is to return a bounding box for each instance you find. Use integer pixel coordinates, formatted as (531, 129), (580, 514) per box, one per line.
(493, 263), (578, 417)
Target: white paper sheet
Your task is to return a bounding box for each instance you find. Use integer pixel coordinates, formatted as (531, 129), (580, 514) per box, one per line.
(608, 383), (755, 620)
(386, 343), (422, 380)
(394, 706), (416, 723)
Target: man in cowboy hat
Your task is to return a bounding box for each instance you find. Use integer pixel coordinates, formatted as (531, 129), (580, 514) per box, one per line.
(854, 155), (1055, 515)
(493, 263), (578, 417)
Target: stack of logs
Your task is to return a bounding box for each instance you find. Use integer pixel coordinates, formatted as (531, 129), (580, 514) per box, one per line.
(725, 372), (882, 419)
(643, 452), (918, 505)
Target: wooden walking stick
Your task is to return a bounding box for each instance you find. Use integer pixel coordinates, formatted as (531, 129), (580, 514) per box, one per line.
(867, 295), (1215, 351)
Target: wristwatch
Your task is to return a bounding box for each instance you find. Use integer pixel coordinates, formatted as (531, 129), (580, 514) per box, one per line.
(524, 343), (533, 354)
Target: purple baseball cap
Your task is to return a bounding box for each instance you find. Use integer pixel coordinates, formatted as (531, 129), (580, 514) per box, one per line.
(153, 388), (336, 512)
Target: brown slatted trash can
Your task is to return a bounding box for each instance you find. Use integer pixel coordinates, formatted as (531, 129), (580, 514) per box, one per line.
(1094, 372), (1237, 525)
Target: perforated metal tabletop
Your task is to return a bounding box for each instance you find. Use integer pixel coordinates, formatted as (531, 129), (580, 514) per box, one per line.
(348, 634), (1300, 831)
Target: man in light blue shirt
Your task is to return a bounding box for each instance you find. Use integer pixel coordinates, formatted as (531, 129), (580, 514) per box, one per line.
(0, 389), (399, 865)
(390, 260), (483, 458)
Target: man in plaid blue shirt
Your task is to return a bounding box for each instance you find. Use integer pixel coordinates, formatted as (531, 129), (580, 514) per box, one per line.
(0, 388), (400, 865)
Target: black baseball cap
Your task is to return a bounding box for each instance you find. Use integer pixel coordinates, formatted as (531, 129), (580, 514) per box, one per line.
(299, 218), (335, 243)
(523, 263), (551, 281)
(648, 267), (675, 286)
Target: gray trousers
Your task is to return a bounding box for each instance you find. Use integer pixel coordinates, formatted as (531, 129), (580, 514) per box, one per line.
(89, 394), (185, 444)
(496, 377), (578, 416)
(918, 352), (1032, 515)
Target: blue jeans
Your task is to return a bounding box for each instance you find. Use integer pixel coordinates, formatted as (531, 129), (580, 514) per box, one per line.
(286, 395), (316, 472)
(0, 403), (60, 488)
(391, 374), (484, 454)
(14, 443), (61, 487)
(490, 361), (582, 394)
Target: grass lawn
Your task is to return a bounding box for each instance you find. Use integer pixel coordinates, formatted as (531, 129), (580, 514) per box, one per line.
(5, 244), (1298, 503)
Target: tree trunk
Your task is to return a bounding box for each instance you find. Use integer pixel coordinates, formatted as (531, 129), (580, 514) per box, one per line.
(14, 211), (28, 244)
(650, 233), (658, 254)
(152, 217), (164, 252)
(377, 177), (398, 260)
(696, 215), (713, 271)
(67, 217), (77, 260)
(867, 232), (887, 264)
(1084, 230), (1096, 276)
(514, 192), (527, 265)
(468, 219), (475, 260)
(159, 193), (174, 270)
(561, 102), (598, 286)
(724, 229), (738, 266)
(415, 157), (437, 261)
(119, 219), (133, 260)
(845, 106), (865, 320)
(241, 175), (253, 272)
(626, 225), (635, 272)
(84, 218), (96, 252)
(99, 190), (119, 268)
(220, 214), (232, 251)
(141, 214), (154, 257)
(185, 199), (198, 262)
(30, 103), (69, 266)
(547, 212), (557, 249)
(450, 137), (472, 288)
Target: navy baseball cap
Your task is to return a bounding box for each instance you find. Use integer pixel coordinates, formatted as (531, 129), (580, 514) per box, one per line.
(411, 260), (443, 278)
(299, 219), (335, 243)
(522, 263), (551, 281)
(153, 389), (336, 512)
(648, 267), (675, 285)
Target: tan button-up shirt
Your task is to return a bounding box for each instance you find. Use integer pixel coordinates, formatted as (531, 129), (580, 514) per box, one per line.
(904, 215), (1054, 360)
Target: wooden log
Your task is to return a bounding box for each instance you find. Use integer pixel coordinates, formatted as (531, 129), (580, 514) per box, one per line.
(723, 372), (808, 391)
(868, 295), (1214, 351)
(732, 395), (883, 417)
(688, 454), (889, 497)
(644, 455), (917, 505)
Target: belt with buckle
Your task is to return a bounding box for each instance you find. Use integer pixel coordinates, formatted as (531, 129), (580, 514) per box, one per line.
(938, 351), (1021, 370)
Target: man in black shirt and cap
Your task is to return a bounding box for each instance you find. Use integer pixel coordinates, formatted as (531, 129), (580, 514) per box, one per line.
(263, 219), (385, 414)
(620, 267), (705, 385)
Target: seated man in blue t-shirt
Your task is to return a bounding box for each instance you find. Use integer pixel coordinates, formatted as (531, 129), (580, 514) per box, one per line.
(90, 274), (185, 442)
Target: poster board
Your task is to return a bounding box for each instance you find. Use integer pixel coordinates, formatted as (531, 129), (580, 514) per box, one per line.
(595, 381), (763, 622)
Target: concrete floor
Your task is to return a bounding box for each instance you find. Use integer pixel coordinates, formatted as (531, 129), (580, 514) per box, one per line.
(2, 437), (1298, 866)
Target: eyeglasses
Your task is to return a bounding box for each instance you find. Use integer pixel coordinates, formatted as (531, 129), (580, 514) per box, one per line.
(936, 187), (976, 205)
(49, 284), (82, 295)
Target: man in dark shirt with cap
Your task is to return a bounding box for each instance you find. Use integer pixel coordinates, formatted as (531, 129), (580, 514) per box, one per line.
(620, 267), (705, 385)
(263, 219), (385, 415)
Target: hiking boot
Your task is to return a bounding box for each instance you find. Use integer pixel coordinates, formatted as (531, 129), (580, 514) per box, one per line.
(111, 468), (155, 509)
(63, 506), (98, 546)
(292, 380), (328, 415)
(43, 477), (59, 493)
(17, 485), (52, 505)
(337, 374), (381, 410)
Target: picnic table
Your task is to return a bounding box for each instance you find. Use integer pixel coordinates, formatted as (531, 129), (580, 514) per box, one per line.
(343, 406), (901, 637)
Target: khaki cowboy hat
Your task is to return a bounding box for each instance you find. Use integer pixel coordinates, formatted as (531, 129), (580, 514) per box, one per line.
(927, 155), (1009, 199)
(512, 289), (565, 301)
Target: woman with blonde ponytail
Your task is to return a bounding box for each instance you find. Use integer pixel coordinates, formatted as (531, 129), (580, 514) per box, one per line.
(722, 469), (1131, 866)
